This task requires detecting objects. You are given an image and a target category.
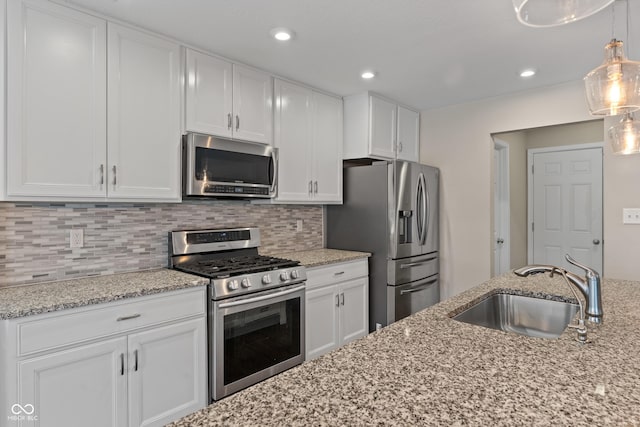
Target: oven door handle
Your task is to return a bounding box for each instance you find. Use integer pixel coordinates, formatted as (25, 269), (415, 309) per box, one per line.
(218, 285), (305, 308)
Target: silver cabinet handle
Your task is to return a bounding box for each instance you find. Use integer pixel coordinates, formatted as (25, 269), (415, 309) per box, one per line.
(112, 165), (117, 188)
(308, 180), (313, 195)
(116, 314), (141, 322)
(593, 239), (601, 245)
(398, 141), (403, 152)
(334, 271), (345, 276)
(235, 115), (240, 131)
(336, 294), (340, 307)
(134, 349), (139, 372)
(120, 353), (125, 376)
(227, 113), (232, 130)
(100, 164), (104, 188)
(314, 181), (318, 194)
(340, 292), (345, 306)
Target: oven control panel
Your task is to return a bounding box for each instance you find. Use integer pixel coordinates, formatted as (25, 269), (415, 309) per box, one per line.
(215, 267), (307, 300)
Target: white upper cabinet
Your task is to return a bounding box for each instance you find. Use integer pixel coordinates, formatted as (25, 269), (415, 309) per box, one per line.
(107, 23), (181, 201)
(185, 48), (273, 145)
(396, 106), (420, 162)
(312, 91), (343, 203)
(5, 1), (182, 202)
(344, 92), (420, 162)
(185, 49), (233, 138)
(273, 78), (343, 204)
(6, 0), (107, 198)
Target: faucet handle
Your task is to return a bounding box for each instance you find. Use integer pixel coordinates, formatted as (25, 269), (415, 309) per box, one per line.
(565, 254), (600, 278)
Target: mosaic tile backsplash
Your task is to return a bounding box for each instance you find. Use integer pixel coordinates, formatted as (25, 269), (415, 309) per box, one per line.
(0, 202), (323, 287)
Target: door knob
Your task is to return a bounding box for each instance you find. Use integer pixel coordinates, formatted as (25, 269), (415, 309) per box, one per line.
(593, 239), (601, 245)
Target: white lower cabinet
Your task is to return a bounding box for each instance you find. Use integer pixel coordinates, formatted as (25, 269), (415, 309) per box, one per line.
(2, 287), (207, 427)
(305, 259), (369, 360)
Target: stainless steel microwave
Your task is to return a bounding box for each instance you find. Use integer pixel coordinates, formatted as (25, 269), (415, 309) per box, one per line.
(183, 133), (277, 199)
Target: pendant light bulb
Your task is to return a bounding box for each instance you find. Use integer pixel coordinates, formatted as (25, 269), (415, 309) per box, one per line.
(584, 39), (640, 116)
(608, 112), (640, 154)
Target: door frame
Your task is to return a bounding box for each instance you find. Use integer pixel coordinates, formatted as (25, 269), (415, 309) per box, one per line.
(527, 142), (604, 265)
(494, 140), (510, 275)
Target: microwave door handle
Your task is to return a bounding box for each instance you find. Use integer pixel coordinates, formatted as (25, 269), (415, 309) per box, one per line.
(270, 149), (278, 195)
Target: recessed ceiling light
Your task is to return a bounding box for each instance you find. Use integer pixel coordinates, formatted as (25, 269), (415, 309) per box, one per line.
(361, 71), (376, 79)
(270, 27), (294, 41)
(520, 69), (536, 78)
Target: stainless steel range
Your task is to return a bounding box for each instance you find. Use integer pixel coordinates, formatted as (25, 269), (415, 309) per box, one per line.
(168, 227), (306, 401)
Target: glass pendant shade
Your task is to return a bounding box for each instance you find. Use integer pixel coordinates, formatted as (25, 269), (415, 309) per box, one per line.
(609, 113), (640, 154)
(512, 0), (615, 27)
(584, 39), (640, 116)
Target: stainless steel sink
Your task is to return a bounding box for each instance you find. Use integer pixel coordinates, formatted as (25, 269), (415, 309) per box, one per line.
(452, 293), (579, 339)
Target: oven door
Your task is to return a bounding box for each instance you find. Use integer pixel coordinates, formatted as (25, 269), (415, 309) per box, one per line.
(211, 283), (305, 401)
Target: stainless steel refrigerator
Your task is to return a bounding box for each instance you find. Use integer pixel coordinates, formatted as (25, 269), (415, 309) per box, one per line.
(327, 160), (439, 332)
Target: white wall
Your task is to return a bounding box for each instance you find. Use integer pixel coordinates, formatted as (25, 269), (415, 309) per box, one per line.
(421, 80), (640, 299)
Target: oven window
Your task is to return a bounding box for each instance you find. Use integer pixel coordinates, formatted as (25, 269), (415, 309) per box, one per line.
(223, 298), (301, 385)
(195, 147), (272, 185)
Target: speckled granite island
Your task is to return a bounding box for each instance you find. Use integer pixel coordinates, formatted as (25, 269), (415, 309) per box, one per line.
(171, 273), (640, 426)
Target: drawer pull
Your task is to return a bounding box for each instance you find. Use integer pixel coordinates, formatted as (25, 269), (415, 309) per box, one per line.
(116, 314), (141, 322)
(120, 353), (124, 376)
(334, 271), (345, 276)
(134, 349), (139, 372)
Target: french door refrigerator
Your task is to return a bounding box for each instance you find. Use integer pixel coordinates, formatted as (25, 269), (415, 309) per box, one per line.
(327, 160), (439, 332)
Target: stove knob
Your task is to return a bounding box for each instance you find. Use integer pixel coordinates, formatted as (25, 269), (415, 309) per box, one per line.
(291, 270), (299, 279)
(262, 275), (272, 285)
(241, 278), (251, 288)
(280, 271), (290, 281)
(227, 280), (239, 291)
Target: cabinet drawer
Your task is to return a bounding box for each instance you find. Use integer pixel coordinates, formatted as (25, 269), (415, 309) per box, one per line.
(15, 288), (206, 356)
(306, 259), (368, 290)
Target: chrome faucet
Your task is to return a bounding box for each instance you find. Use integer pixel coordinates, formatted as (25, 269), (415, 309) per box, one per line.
(514, 254), (603, 325)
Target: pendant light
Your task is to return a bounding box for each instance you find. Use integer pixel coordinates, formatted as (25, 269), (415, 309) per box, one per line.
(608, 112), (640, 154)
(584, 0), (640, 116)
(512, 0), (615, 27)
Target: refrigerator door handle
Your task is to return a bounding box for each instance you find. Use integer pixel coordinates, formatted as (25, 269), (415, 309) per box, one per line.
(417, 172), (428, 245)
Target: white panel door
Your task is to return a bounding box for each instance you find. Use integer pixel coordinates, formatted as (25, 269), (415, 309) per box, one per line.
(532, 147), (603, 274)
(19, 338), (127, 427)
(7, 0), (106, 198)
(311, 91), (343, 203)
(369, 95), (397, 159)
(339, 278), (369, 345)
(128, 318), (207, 427)
(232, 65), (273, 144)
(396, 106), (420, 162)
(185, 49), (233, 137)
(273, 79), (313, 202)
(305, 285), (340, 360)
(107, 23), (181, 201)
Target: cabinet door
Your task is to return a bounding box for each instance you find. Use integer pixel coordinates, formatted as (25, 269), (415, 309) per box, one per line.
(18, 338), (127, 427)
(397, 106), (420, 162)
(273, 79), (313, 202)
(185, 49), (233, 137)
(107, 23), (181, 201)
(305, 285), (340, 360)
(7, 0), (107, 198)
(369, 95), (397, 159)
(311, 91), (343, 203)
(339, 277), (369, 345)
(128, 318), (207, 427)
(232, 65), (273, 144)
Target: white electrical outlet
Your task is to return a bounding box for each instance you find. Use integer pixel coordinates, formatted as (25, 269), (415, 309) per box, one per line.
(623, 208), (640, 224)
(296, 219), (303, 232)
(70, 229), (84, 248)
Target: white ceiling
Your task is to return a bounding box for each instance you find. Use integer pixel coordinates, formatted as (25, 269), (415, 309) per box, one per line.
(63, 0), (640, 111)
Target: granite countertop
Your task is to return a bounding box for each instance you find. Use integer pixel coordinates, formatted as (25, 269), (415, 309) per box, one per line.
(0, 269), (208, 320)
(171, 273), (640, 426)
(268, 248), (370, 267)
